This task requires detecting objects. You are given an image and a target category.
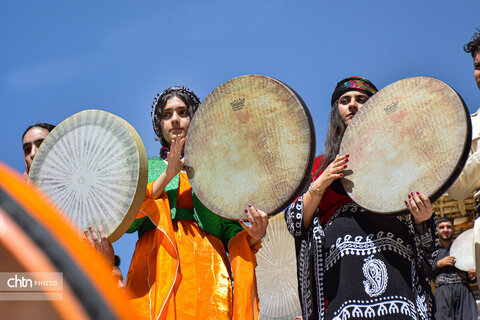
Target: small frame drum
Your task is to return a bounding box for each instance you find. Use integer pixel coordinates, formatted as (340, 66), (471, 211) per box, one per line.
(29, 110), (148, 242)
(450, 228), (475, 271)
(339, 77), (471, 215)
(184, 75), (316, 219)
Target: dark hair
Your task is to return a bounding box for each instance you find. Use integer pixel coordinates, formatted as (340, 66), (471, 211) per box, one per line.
(317, 100), (346, 173)
(114, 255), (121, 267)
(22, 123), (56, 140)
(464, 28), (480, 57)
(315, 77), (377, 175)
(151, 86), (201, 147)
(436, 216), (454, 226)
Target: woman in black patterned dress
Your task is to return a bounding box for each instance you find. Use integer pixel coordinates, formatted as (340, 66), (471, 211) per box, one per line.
(285, 77), (439, 320)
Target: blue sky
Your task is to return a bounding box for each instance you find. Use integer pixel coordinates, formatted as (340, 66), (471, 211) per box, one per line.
(1, 0), (479, 279)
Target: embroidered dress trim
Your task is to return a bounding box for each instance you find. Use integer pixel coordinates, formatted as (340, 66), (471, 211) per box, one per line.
(332, 296), (417, 320)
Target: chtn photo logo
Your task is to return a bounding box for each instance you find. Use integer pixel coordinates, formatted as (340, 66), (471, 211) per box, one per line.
(7, 274), (58, 288)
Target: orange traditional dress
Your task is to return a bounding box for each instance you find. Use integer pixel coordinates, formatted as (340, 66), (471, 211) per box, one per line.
(125, 157), (260, 319)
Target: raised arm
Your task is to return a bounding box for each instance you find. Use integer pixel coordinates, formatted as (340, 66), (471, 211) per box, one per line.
(301, 154), (349, 229)
(152, 136), (186, 199)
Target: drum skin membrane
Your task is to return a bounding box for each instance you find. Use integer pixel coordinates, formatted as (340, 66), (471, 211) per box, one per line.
(340, 77), (471, 215)
(29, 110), (147, 241)
(450, 228), (475, 271)
(185, 75), (315, 220)
(256, 212), (301, 319)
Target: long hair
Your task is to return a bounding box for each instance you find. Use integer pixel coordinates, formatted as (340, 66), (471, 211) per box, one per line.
(315, 100), (346, 176)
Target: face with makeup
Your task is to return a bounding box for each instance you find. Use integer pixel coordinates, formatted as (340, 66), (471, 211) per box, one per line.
(337, 90), (369, 127)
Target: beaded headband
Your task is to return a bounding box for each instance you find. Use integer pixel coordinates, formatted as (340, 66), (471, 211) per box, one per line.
(331, 76), (378, 106)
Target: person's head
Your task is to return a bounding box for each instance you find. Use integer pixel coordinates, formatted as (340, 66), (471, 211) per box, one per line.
(22, 123), (56, 174)
(151, 86), (201, 148)
(321, 77), (377, 167)
(436, 216), (454, 242)
(111, 255), (124, 287)
(331, 76), (378, 127)
(464, 29), (480, 90)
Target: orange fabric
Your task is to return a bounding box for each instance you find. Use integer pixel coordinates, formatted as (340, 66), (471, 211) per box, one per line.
(126, 175), (260, 319)
(0, 163), (136, 319)
(177, 172), (193, 209)
(126, 188), (179, 319)
(229, 231), (261, 320)
(173, 220), (233, 318)
(0, 205), (90, 320)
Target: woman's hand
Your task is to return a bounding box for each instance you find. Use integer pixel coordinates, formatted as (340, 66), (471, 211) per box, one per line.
(312, 154), (349, 191)
(405, 191), (433, 224)
(301, 154), (349, 229)
(152, 136), (187, 198)
(239, 204), (268, 247)
(165, 135), (187, 179)
(83, 225), (115, 265)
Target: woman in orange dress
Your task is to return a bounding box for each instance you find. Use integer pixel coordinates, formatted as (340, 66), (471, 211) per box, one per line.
(125, 86), (268, 319)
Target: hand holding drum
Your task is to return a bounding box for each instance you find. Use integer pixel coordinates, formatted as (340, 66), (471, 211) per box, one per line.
(184, 74), (316, 219)
(182, 75), (314, 319)
(339, 77), (471, 215)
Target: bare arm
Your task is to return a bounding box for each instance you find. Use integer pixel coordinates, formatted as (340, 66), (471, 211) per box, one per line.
(302, 154), (349, 229)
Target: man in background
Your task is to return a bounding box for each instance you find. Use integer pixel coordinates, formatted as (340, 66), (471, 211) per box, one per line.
(22, 122), (55, 179)
(430, 217), (477, 319)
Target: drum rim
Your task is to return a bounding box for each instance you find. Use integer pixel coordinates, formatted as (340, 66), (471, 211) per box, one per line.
(28, 109), (148, 241)
(185, 74), (316, 219)
(428, 88), (471, 206)
(275, 78), (316, 216)
(340, 77), (472, 216)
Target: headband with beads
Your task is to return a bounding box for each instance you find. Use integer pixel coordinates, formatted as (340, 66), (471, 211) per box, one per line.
(330, 76), (378, 106)
(151, 86), (201, 139)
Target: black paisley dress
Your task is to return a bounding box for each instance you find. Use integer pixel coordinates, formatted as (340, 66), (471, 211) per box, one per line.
(285, 183), (439, 320)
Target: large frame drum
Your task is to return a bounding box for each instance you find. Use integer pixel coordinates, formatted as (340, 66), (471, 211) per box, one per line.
(339, 77), (471, 215)
(184, 75), (316, 219)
